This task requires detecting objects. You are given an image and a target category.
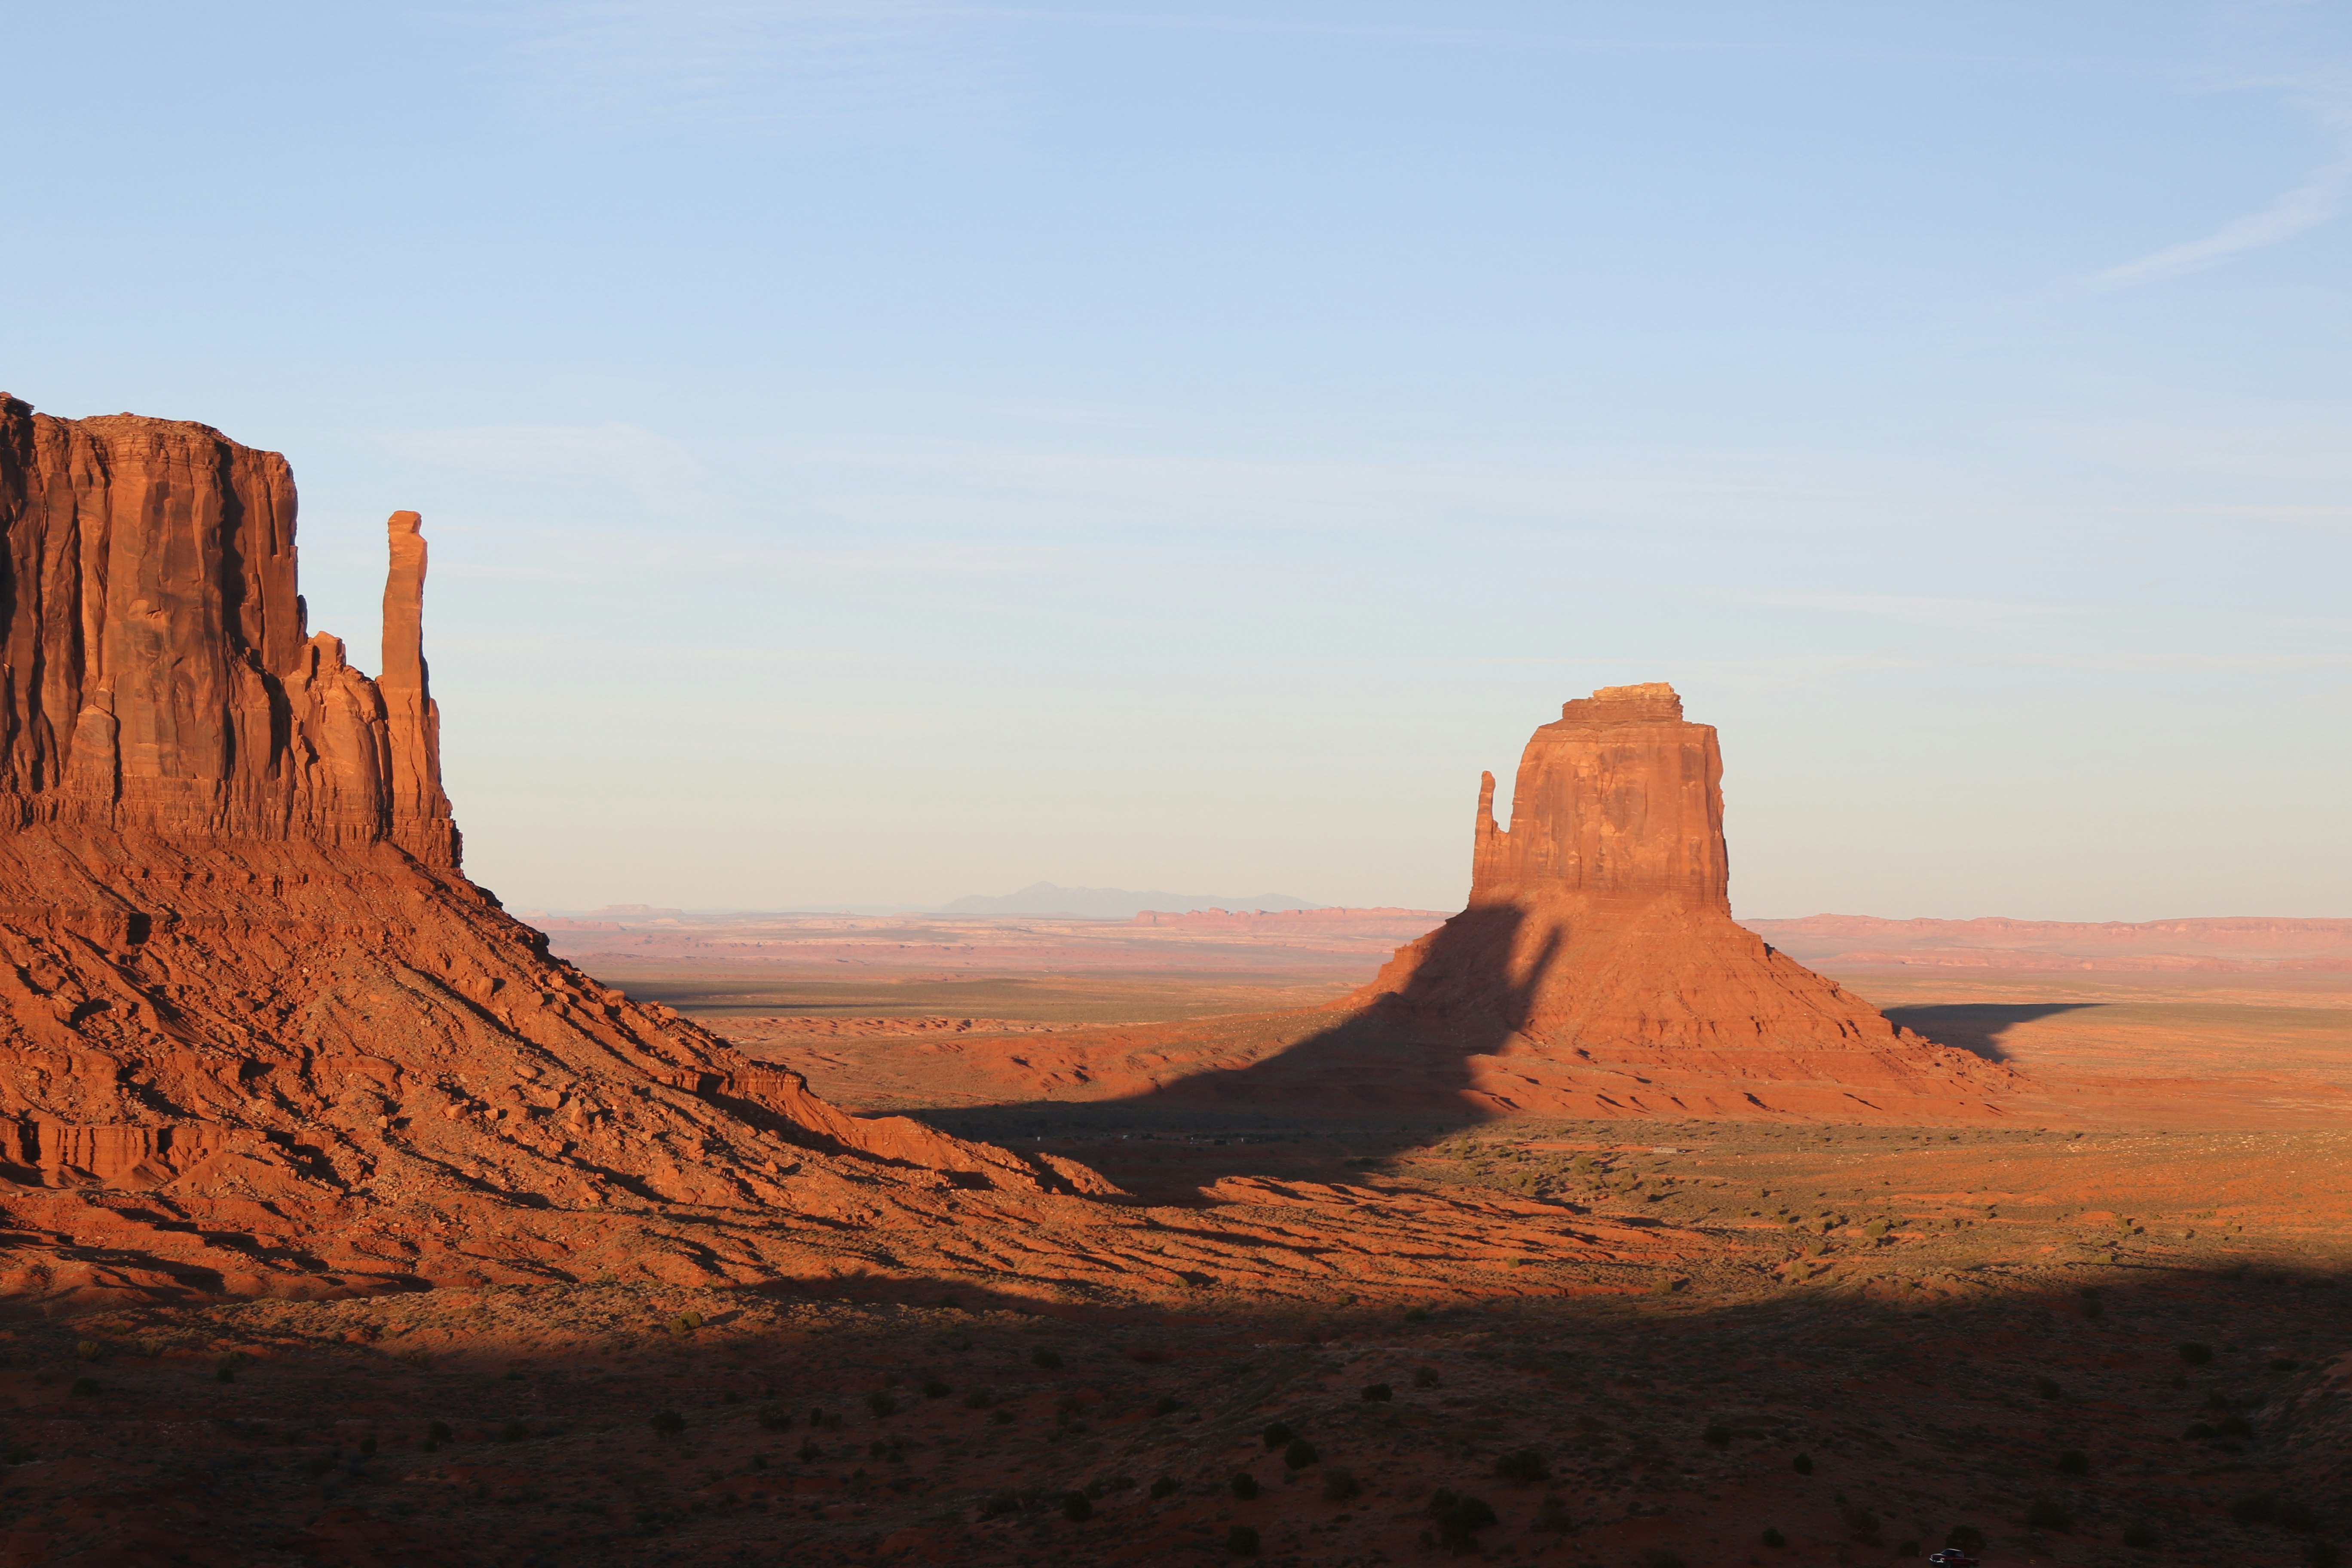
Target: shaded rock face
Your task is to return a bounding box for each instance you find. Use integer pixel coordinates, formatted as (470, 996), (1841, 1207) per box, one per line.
(0, 398), (1114, 1307)
(1352, 684), (2010, 1107)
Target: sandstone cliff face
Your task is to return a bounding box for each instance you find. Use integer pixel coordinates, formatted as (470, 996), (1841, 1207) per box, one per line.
(1345, 684), (2010, 1112)
(0, 397), (455, 863)
(0, 398), (1115, 1306)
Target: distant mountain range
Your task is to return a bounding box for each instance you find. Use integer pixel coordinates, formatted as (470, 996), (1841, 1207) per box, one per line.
(938, 881), (1324, 918)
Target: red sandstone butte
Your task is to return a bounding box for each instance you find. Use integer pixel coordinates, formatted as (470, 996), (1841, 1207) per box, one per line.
(1343, 683), (2014, 1116)
(0, 395), (1119, 1306)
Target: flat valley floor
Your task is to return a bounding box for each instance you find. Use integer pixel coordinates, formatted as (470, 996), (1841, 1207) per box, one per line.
(3, 965), (2348, 1568)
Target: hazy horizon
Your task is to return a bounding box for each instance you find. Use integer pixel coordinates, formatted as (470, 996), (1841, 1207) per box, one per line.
(9, 2), (2348, 921)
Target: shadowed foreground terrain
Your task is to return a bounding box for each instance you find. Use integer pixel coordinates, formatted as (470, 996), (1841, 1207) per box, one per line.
(7, 1111), (2349, 1568)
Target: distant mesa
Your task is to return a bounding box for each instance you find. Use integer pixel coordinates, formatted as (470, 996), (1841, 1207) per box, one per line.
(940, 881), (1323, 918)
(1744, 913), (2352, 973)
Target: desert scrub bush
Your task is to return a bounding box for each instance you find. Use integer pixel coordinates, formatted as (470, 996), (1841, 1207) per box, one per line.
(1403, 1306), (1429, 1322)
(1360, 1382), (1392, 1402)
(2025, 1496), (2074, 1531)
(1282, 1438), (1319, 1470)
(1947, 1525), (1986, 1552)
(1061, 1491), (1092, 1522)
(651, 1409), (685, 1435)
(1412, 1366), (1441, 1388)
(1030, 1348), (1063, 1370)
(2058, 1449), (2089, 1475)
(424, 1420), (452, 1452)
(976, 1488), (1020, 1519)
(1638, 1551), (1685, 1568)
(1494, 1448), (1547, 1484)
(2231, 1494), (2279, 1525)
(1321, 1466), (1360, 1502)
(1703, 1421), (1733, 1449)
(2177, 1340), (2214, 1366)
(2277, 1500), (2321, 1532)
(499, 1420), (529, 1442)
(1532, 1494), (1576, 1533)
(1154, 1394), (1184, 1415)
(1229, 1472), (1260, 1500)
(864, 1391), (897, 1418)
(1256, 1420), (1292, 1450)
(68, 1377), (98, 1398)
(922, 1378), (950, 1399)
(2122, 1523), (2157, 1548)
(757, 1403), (791, 1430)
(796, 1438), (822, 1463)
(1226, 1524), (1260, 1557)
(2304, 1544), (2340, 1568)
(1429, 1489), (1497, 1550)
(1149, 1475), (1179, 1500)
(1792, 1453), (1814, 1476)
(2078, 1286), (2104, 1320)
(1761, 1527), (1786, 1547)
(988, 1409), (1014, 1425)
(74, 1340), (103, 1363)
(215, 1355), (241, 1384)
(962, 1385), (998, 1410)
(2034, 1375), (2063, 1400)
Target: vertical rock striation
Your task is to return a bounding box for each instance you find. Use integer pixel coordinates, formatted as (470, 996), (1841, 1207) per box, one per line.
(0, 395), (456, 863)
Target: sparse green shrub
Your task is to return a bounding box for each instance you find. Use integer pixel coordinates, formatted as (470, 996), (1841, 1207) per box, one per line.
(215, 1357), (239, 1384)
(652, 1409), (685, 1435)
(1360, 1382), (1392, 1403)
(2231, 1494), (2279, 1525)
(1403, 1307), (1429, 1323)
(499, 1420), (528, 1442)
(1761, 1527), (1786, 1548)
(2034, 1375), (2062, 1400)
(2177, 1341), (2214, 1367)
(1321, 1466), (1360, 1501)
(796, 1438), (821, 1463)
(962, 1385), (998, 1410)
(2026, 1497), (2073, 1532)
(988, 1409), (1014, 1425)
(1703, 1421), (1733, 1449)
(358, 1437), (376, 1457)
(1230, 1472), (1259, 1500)
(1429, 1488), (1498, 1550)
(1494, 1448), (1547, 1484)
(2186, 1420), (2217, 1439)
(1030, 1348), (1063, 1370)
(2121, 1522), (2157, 1549)
(1532, 1494), (1575, 1533)
(2218, 1413), (2254, 1438)
(977, 1488), (1020, 1519)
(1793, 1453), (1814, 1476)
(758, 1403), (790, 1430)
(750, 1453), (767, 1470)
(1412, 1366), (1440, 1388)
(1154, 1394), (1184, 1415)
(1226, 1523), (1260, 1556)
(922, 1378), (950, 1399)
(1261, 1421), (1294, 1450)
(1947, 1525), (1985, 1552)
(865, 1391), (897, 1418)
(1062, 1491), (1092, 1522)
(2277, 1500), (2319, 1532)
(304, 1453), (336, 1479)
(69, 1377), (98, 1398)
(2058, 1449), (2089, 1475)
(74, 1341), (103, 1363)
(426, 1420), (452, 1448)
(2078, 1287), (2104, 1320)
(1149, 1475), (1179, 1500)
(1282, 1438), (1318, 1470)
(2272, 1357), (2301, 1372)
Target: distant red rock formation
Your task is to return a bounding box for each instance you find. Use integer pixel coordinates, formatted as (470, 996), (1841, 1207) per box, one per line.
(0, 397), (1117, 1306)
(1343, 684), (2011, 1108)
(1745, 913), (2352, 972)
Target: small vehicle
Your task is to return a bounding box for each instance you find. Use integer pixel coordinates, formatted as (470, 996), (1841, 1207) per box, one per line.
(1927, 1552), (1981, 1568)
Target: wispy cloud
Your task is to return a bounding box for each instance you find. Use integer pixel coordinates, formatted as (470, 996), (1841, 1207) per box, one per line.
(2095, 72), (2352, 287)
(470, 0), (997, 135)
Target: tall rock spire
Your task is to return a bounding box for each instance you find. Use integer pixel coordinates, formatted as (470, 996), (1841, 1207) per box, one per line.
(379, 510), (456, 865)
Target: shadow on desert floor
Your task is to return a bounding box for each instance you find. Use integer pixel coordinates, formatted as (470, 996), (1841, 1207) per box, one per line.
(1882, 1001), (2107, 1064)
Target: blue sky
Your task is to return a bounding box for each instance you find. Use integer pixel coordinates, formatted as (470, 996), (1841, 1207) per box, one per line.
(6, 2), (2347, 917)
